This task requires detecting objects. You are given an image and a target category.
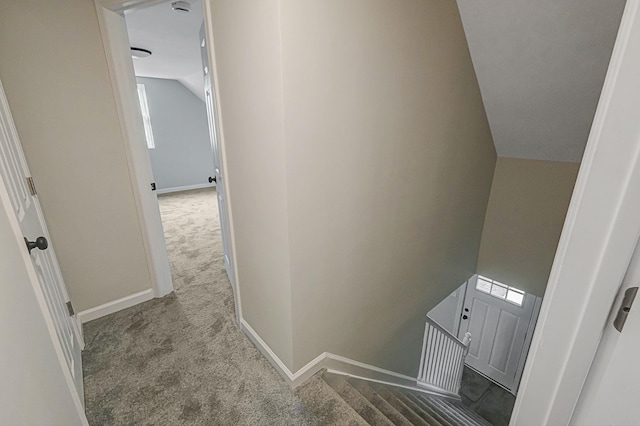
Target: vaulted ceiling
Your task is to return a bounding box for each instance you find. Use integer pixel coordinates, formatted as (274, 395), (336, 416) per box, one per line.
(456, 0), (627, 163)
(122, 0), (627, 162)
(124, 0), (205, 100)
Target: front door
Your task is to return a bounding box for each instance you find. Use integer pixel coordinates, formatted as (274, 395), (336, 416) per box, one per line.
(458, 275), (538, 393)
(0, 79), (83, 400)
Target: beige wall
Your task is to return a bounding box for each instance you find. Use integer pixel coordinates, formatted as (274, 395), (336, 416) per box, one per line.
(0, 0), (153, 311)
(210, 0), (496, 375)
(209, 0), (294, 367)
(281, 0), (496, 374)
(477, 157), (580, 297)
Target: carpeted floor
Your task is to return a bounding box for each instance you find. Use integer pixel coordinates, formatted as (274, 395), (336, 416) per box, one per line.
(82, 188), (362, 425)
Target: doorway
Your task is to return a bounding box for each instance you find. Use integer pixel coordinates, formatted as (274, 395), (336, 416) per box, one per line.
(426, 274), (542, 425)
(119, 0), (237, 307)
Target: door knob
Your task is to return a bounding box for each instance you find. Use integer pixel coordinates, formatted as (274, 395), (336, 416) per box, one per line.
(209, 176), (216, 183)
(24, 236), (48, 254)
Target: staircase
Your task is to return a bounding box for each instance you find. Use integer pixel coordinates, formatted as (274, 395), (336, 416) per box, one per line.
(298, 371), (492, 426)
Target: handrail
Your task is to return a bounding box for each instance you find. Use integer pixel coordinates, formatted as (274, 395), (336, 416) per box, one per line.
(417, 316), (472, 396)
(425, 315), (467, 349)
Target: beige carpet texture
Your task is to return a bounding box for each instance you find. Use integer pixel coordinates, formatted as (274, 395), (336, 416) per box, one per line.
(82, 188), (365, 425)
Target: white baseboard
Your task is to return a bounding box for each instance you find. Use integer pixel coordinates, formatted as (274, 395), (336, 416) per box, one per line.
(240, 318), (457, 398)
(155, 183), (215, 195)
(77, 289), (155, 323)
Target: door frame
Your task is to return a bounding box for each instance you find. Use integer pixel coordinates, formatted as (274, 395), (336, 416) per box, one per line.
(459, 274), (542, 395)
(94, 1), (173, 299)
(510, 0), (640, 423)
(93, 0), (242, 320)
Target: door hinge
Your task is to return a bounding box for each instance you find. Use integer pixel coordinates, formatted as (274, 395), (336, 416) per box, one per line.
(66, 301), (75, 316)
(26, 177), (37, 196)
(151, 182), (156, 191)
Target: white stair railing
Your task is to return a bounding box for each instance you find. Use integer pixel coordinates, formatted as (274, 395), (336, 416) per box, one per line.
(417, 316), (471, 395)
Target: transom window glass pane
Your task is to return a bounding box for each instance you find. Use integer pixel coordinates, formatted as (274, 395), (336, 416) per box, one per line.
(476, 277), (492, 294)
(477, 275), (525, 306)
(507, 289), (524, 306)
(490, 283), (508, 299)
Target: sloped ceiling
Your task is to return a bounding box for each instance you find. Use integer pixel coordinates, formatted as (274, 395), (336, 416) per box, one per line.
(456, 0), (627, 163)
(124, 0), (205, 100)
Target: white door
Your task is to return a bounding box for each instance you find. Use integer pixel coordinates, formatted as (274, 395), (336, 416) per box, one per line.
(200, 28), (236, 292)
(0, 79), (84, 400)
(458, 275), (539, 393)
(571, 239), (640, 425)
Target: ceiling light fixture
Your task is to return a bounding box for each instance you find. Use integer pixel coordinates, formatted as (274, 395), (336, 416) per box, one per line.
(171, 1), (191, 13)
(131, 47), (152, 59)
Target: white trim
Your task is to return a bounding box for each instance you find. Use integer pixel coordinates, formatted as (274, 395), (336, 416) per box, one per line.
(155, 183), (215, 195)
(94, 1), (174, 299)
(77, 289), (154, 323)
(511, 0), (640, 424)
(240, 318), (455, 398)
(512, 295), (542, 395)
(327, 370), (460, 400)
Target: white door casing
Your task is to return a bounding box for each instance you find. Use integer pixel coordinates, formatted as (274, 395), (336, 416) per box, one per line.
(511, 0), (640, 422)
(458, 275), (539, 394)
(570, 239), (640, 425)
(200, 26), (237, 303)
(0, 78), (84, 401)
(94, 2), (174, 299)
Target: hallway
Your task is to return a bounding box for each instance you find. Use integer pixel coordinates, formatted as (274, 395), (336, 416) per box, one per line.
(82, 189), (355, 425)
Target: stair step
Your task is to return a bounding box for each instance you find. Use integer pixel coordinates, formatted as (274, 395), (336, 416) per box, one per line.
(419, 394), (490, 426)
(372, 385), (431, 426)
(390, 389), (444, 426)
(323, 374), (394, 426)
(295, 373), (369, 425)
(436, 398), (493, 426)
(347, 379), (414, 426)
(403, 393), (455, 426)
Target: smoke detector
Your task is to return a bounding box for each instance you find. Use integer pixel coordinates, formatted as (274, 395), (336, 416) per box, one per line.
(171, 1), (191, 13)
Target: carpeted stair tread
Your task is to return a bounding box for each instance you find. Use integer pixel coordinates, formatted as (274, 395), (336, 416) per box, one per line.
(419, 394), (490, 426)
(435, 397), (493, 426)
(390, 389), (444, 426)
(347, 379), (414, 426)
(372, 385), (431, 426)
(322, 374), (394, 426)
(403, 393), (454, 426)
(296, 374), (369, 426)
(418, 395), (471, 426)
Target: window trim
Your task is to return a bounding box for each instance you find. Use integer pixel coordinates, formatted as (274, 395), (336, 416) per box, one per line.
(136, 83), (155, 149)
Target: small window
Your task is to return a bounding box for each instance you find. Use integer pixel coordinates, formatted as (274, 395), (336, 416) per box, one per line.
(476, 275), (525, 306)
(136, 84), (155, 149)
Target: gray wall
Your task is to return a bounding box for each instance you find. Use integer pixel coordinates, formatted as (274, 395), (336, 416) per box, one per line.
(137, 77), (214, 191)
(428, 282), (468, 335)
(211, 0), (496, 376)
(477, 157), (580, 296)
(0, 0), (153, 312)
